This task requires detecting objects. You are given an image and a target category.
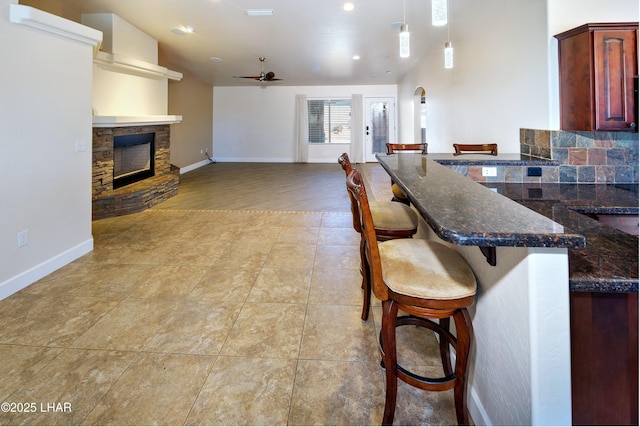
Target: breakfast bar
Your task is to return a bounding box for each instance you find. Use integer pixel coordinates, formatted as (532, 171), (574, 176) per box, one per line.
(375, 152), (638, 425)
(377, 152), (585, 425)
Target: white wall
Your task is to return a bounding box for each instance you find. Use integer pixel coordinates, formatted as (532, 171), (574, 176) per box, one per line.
(212, 85), (397, 163)
(398, 0), (549, 154)
(0, 0), (99, 299)
(397, 0), (638, 154)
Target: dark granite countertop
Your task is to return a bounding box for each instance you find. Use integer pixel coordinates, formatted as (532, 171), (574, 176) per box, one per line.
(427, 153), (558, 166)
(376, 154), (586, 249)
(483, 183), (638, 293)
(376, 153), (637, 294)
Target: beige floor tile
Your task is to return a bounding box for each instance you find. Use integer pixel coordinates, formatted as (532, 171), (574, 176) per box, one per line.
(276, 226), (320, 244)
(82, 352), (214, 426)
(299, 304), (379, 362)
(247, 268), (312, 304)
(0, 349), (136, 426)
(263, 243), (317, 269)
(214, 240), (273, 268)
(320, 211), (354, 228)
(220, 302), (306, 358)
(313, 244), (361, 270)
(70, 298), (179, 351)
(317, 226), (360, 246)
(186, 356), (297, 426)
(69, 264), (158, 298)
(188, 266), (260, 302)
(284, 212), (324, 227)
(0, 294), (119, 347)
(308, 268), (363, 306)
(0, 344), (64, 401)
(127, 265), (210, 300)
(288, 359), (385, 426)
(143, 299), (243, 354)
(391, 371), (458, 426)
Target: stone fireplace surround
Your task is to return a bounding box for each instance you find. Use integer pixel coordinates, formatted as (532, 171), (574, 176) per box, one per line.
(92, 124), (178, 220)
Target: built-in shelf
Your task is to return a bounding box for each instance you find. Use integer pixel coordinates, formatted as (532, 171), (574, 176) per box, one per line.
(93, 115), (183, 127)
(94, 51), (183, 80)
(9, 3), (103, 53)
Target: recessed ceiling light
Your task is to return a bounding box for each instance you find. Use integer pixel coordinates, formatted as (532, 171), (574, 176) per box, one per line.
(352, 55), (360, 60)
(343, 2), (355, 11)
(171, 25), (194, 35)
(245, 9), (275, 16)
(210, 57), (222, 62)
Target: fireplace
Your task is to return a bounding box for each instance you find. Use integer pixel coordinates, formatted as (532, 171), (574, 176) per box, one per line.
(92, 125), (178, 220)
(113, 132), (155, 188)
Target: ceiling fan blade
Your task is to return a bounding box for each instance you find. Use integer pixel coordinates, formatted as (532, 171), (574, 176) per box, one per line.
(233, 76), (261, 80)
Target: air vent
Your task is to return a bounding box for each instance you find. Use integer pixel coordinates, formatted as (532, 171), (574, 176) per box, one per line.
(245, 9), (274, 16)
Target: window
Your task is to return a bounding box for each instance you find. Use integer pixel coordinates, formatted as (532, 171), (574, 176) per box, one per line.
(308, 99), (352, 143)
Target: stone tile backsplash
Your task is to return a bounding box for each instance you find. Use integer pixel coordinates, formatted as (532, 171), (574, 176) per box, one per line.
(520, 128), (639, 183)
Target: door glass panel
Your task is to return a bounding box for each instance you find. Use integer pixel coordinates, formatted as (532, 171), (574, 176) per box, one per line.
(370, 102), (389, 155)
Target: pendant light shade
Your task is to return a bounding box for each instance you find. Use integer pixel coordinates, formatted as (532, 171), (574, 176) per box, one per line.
(432, 0), (447, 26)
(399, 24), (410, 58)
(444, 41), (453, 69)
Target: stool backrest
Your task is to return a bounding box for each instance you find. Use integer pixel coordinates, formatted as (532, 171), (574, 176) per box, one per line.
(453, 143), (498, 156)
(386, 143), (428, 154)
(338, 153), (362, 233)
(346, 168), (388, 301)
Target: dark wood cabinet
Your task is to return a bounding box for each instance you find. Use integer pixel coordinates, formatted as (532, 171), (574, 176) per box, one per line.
(555, 23), (638, 132)
(570, 291), (638, 425)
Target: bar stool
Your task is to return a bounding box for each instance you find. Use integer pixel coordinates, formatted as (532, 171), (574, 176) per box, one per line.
(385, 143), (428, 204)
(338, 153), (419, 321)
(453, 143), (498, 156)
(346, 167), (477, 426)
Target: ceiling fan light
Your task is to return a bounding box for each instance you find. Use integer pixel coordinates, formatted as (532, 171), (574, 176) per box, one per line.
(432, 0), (448, 26)
(399, 24), (410, 58)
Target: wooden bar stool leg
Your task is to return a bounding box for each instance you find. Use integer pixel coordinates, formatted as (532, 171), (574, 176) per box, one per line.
(381, 300), (400, 425)
(360, 239), (372, 321)
(439, 317), (454, 377)
(453, 308), (473, 426)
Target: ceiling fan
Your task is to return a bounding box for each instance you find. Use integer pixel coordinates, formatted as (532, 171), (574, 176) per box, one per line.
(234, 57), (282, 82)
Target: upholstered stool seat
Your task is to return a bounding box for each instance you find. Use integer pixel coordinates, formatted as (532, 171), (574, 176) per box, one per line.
(379, 239), (476, 300)
(346, 167), (477, 426)
(370, 201), (418, 234)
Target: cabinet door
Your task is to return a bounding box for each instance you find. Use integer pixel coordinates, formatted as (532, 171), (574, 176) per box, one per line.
(593, 29), (637, 131)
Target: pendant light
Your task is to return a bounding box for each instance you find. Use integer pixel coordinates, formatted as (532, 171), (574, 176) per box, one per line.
(399, 1), (410, 58)
(444, 41), (453, 68)
(399, 24), (410, 58)
(432, 0), (447, 26)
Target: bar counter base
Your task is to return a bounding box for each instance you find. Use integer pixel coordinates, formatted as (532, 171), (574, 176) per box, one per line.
(570, 291), (638, 425)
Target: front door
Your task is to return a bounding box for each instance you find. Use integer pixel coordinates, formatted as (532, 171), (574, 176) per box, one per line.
(364, 97), (396, 162)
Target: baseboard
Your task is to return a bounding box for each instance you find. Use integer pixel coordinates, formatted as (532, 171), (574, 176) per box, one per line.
(468, 383), (491, 426)
(0, 238), (94, 301)
(213, 157), (293, 163)
(179, 159), (211, 174)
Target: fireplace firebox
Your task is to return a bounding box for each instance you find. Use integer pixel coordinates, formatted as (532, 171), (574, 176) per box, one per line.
(113, 132), (155, 188)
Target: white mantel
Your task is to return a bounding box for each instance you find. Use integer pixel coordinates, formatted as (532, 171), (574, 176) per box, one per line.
(92, 115), (182, 128)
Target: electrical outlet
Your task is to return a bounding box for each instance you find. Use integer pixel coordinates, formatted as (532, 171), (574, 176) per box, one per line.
(200, 149), (204, 155)
(75, 140), (87, 152)
(17, 229), (29, 248)
(482, 167), (497, 177)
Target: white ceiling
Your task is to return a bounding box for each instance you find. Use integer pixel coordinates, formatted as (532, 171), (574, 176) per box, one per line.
(66, 0), (457, 87)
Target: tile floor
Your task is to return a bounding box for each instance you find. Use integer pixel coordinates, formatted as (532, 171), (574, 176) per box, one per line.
(0, 163), (457, 426)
